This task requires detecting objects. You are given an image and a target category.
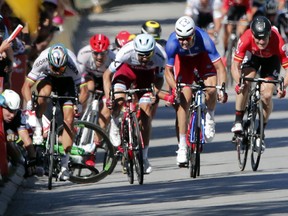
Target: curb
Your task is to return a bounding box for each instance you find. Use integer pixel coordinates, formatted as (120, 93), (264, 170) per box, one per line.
(0, 165), (25, 216)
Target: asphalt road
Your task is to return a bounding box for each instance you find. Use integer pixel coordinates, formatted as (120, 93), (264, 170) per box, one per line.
(4, 1), (288, 216)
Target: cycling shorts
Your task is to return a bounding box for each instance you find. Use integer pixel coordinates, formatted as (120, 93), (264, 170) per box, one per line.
(112, 63), (155, 103)
(242, 54), (280, 79)
(174, 52), (216, 84)
(227, 6), (247, 21)
(38, 76), (78, 107)
(84, 72), (103, 91)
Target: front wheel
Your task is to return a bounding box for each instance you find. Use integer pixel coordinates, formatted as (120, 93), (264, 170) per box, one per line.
(48, 119), (56, 190)
(250, 100), (264, 171)
(57, 120), (118, 184)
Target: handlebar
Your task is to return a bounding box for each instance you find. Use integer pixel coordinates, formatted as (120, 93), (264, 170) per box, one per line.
(177, 82), (226, 92)
(32, 91), (78, 104)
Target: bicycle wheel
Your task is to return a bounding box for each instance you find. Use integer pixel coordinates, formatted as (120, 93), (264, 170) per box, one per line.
(131, 113), (144, 185)
(57, 120), (117, 184)
(189, 108), (201, 178)
(250, 100), (264, 171)
(226, 36), (237, 86)
(48, 119), (56, 190)
(236, 122), (249, 171)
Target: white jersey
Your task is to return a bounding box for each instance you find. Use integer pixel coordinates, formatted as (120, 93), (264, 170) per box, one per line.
(27, 47), (84, 86)
(77, 45), (115, 77)
(185, 0), (214, 16)
(108, 41), (167, 77)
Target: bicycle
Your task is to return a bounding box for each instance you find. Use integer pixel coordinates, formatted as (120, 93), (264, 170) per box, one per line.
(111, 85), (153, 185)
(233, 74), (284, 171)
(176, 80), (226, 178)
(32, 92), (117, 189)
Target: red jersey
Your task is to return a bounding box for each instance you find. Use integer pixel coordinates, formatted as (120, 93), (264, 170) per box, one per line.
(234, 27), (288, 69)
(223, 0), (252, 13)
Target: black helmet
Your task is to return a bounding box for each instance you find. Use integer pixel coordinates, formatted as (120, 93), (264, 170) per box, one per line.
(250, 16), (271, 39)
(141, 20), (162, 40)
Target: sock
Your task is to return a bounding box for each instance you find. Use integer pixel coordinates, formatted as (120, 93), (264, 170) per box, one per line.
(142, 146), (149, 160)
(179, 134), (186, 148)
(61, 153), (70, 169)
(206, 110), (215, 121)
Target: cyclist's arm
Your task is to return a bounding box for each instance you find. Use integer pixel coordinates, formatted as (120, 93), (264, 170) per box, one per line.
(213, 59), (227, 86)
(78, 83), (88, 104)
(231, 59), (242, 85)
(103, 68), (113, 99)
(164, 66), (176, 89)
(21, 78), (35, 104)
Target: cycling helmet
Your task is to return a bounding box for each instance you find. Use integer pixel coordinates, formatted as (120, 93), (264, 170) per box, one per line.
(2, 89), (20, 111)
(250, 16), (272, 39)
(115, 31), (131, 48)
(90, 34), (110, 52)
(48, 43), (68, 68)
(141, 20), (162, 40)
(134, 33), (155, 53)
(175, 16), (195, 37)
(265, 0), (278, 15)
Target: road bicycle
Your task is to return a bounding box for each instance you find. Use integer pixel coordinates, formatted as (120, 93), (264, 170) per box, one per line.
(111, 86), (153, 185)
(32, 92), (117, 190)
(176, 80), (226, 178)
(234, 75), (284, 171)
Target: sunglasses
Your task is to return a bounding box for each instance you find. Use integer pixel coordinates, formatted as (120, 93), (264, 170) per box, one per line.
(177, 34), (195, 41)
(92, 50), (108, 56)
(50, 65), (66, 74)
(137, 51), (154, 58)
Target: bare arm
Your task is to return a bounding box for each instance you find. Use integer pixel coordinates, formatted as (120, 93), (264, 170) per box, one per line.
(164, 66), (176, 89)
(103, 68), (113, 99)
(213, 59), (227, 86)
(21, 78), (35, 103)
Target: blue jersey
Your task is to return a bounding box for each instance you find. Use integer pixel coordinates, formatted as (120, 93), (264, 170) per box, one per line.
(165, 27), (221, 67)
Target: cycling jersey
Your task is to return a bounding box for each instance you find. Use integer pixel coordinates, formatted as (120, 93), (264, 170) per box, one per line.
(165, 27), (221, 67)
(223, 0), (252, 13)
(27, 47), (84, 86)
(108, 40), (167, 77)
(77, 45), (115, 77)
(234, 27), (288, 69)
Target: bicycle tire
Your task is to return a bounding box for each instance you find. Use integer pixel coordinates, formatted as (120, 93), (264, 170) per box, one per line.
(250, 100), (264, 171)
(226, 36), (238, 86)
(48, 119), (56, 190)
(131, 113), (144, 185)
(189, 106), (201, 178)
(57, 120), (117, 184)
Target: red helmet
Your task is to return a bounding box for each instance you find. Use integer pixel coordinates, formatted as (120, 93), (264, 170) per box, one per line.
(90, 34), (110, 52)
(115, 31), (131, 48)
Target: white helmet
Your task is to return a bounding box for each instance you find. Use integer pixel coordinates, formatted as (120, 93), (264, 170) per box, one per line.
(133, 33), (155, 53)
(2, 89), (21, 111)
(175, 16), (195, 37)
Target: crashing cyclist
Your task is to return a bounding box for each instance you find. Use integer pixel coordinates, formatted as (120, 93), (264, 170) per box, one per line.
(103, 33), (167, 174)
(21, 43), (88, 181)
(164, 16), (227, 166)
(77, 33), (115, 166)
(231, 16), (288, 152)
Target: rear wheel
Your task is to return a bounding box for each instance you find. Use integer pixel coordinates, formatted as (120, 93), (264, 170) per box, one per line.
(58, 120), (117, 184)
(250, 101), (264, 171)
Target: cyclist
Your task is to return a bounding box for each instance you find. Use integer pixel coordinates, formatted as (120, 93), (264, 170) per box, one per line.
(111, 30), (135, 54)
(141, 20), (167, 47)
(21, 43), (88, 181)
(222, 0), (252, 58)
(164, 16), (227, 166)
(103, 33), (167, 174)
(231, 16), (288, 151)
(77, 33), (115, 166)
(184, 0), (223, 43)
(0, 89), (44, 177)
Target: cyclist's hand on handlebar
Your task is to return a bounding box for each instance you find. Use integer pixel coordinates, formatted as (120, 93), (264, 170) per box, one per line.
(277, 87), (286, 98)
(235, 83), (244, 94)
(218, 90), (228, 103)
(164, 93), (175, 106)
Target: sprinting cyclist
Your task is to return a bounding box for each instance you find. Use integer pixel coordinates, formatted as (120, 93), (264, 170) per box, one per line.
(164, 16), (227, 166)
(21, 43), (88, 181)
(141, 20), (167, 47)
(231, 16), (288, 151)
(103, 34), (167, 174)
